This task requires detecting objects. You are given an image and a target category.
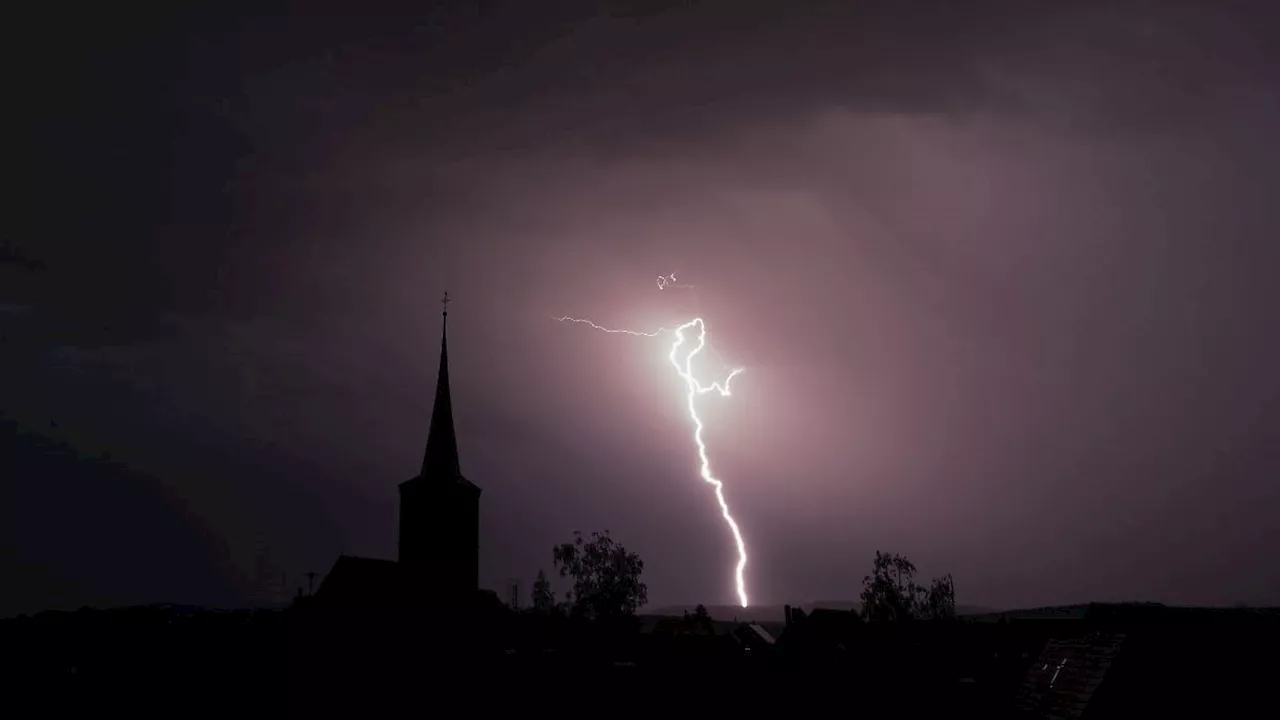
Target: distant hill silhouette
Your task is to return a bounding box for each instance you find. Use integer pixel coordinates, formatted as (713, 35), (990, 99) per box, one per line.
(650, 601), (1000, 622)
(0, 418), (242, 618)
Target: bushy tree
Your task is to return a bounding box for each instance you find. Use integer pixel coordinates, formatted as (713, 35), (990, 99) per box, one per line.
(860, 551), (957, 622)
(919, 574), (957, 621)
(531, 569), (556, 613)
(552, 530), (648, 621)
(860, 551), (921, 622)
(692, 604), (715, 634)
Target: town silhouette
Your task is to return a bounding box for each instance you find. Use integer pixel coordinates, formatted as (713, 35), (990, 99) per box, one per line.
(4, 303), (1276, 716)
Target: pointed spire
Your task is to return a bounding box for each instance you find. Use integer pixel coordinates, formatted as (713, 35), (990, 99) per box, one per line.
(421, 292), (461, 479)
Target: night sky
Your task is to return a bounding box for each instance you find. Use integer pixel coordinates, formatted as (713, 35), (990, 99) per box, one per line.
(5, 0), (1280, 618)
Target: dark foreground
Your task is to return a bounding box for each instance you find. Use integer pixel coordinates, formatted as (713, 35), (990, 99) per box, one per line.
(4, 602), (1278, 717)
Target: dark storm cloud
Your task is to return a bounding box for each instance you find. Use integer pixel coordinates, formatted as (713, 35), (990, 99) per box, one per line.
(333, 0), (1277, 165)
(17, 0), (1274, 349)
(0, 420), (245, 612)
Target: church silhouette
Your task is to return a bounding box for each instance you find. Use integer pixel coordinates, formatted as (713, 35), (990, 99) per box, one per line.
(311, 298), (489, 610)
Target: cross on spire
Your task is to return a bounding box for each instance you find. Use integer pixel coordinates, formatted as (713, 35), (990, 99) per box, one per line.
(442, 291), (451, 317)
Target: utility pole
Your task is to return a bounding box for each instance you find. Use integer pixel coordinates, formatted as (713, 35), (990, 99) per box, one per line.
(306, 571), (317, 596)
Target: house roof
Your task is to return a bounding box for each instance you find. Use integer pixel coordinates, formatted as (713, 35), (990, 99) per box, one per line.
(1013, 633), (1126, 719)
(737, 623), (776, 645)
(314, 555), (405, 607)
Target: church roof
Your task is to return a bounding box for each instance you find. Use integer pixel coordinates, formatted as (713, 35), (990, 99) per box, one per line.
(313, 555), (406, 608)
(412, 298), (478, 492)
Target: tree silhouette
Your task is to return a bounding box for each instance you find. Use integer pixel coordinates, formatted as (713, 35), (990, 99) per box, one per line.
(859, 551), (957, 621)
(919, 573), (957, 621)
(692, 604), (715, 634)
(860, 551), (920, 622)
(552, 530), (648, 621)
(531, 569), (556, 612)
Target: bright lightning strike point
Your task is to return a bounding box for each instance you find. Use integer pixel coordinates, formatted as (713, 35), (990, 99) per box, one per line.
(555, 312), (751, 608)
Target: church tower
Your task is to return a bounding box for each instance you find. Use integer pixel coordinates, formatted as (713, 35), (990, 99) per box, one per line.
(398, 293), (481, 603)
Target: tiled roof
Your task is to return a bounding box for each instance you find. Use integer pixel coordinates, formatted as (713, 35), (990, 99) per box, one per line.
(1014, 634), (1125, 719)
(738, 623), (776, 645)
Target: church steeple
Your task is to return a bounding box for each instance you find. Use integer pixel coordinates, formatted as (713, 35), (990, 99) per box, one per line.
(421, 292), (461, 479)
(399, 291), (480, 596)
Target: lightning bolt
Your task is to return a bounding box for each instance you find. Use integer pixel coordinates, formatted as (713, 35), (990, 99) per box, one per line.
(551, 317), (667, 337)
(667, 318), (749, 608)
(555, 300), (751, 607)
